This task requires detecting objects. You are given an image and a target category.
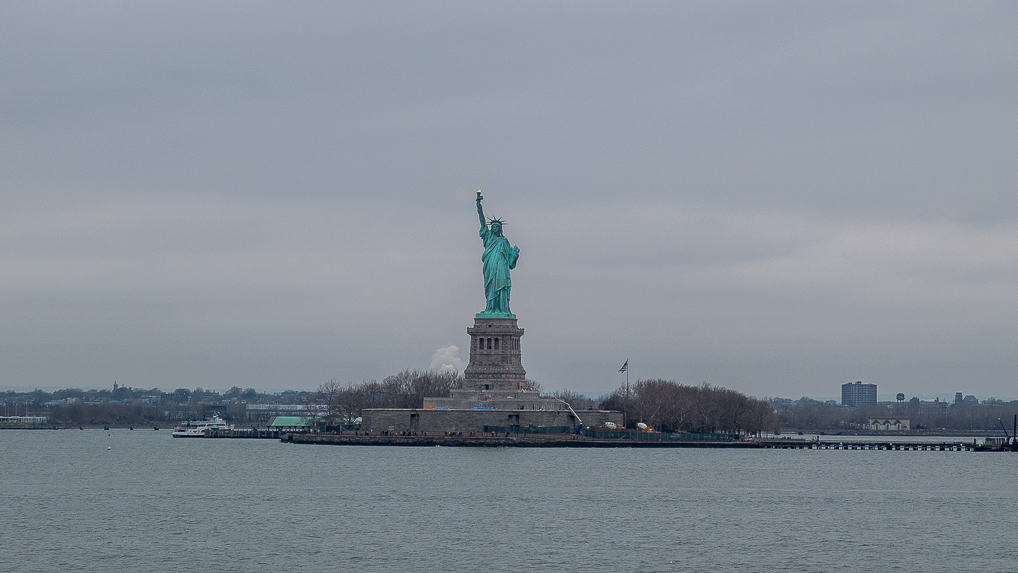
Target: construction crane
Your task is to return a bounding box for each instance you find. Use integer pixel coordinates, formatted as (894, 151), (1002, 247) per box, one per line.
(996, 414), (1017, 448)
(554, 398), (583, 430)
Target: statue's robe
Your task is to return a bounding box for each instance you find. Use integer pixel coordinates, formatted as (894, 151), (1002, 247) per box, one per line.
(479, 224), (518, 315)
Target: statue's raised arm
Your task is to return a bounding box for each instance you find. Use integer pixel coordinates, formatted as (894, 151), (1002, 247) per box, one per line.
(476, 192), (486, 229)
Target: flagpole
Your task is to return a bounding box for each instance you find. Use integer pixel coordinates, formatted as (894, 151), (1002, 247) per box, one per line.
(624, 358), (630, 429)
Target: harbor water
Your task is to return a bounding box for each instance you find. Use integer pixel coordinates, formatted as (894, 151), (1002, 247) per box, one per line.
(2, 430), (1016, 572)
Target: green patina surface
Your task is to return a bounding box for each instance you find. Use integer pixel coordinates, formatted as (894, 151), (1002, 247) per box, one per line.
(268, 416), (311, 428)
(475, 193), (519, 318)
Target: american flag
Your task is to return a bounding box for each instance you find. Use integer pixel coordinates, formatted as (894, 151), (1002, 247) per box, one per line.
(618, 360), (628, 374)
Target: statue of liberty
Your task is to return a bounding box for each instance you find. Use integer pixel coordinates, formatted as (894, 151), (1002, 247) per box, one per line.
(475, 190), (519, 318)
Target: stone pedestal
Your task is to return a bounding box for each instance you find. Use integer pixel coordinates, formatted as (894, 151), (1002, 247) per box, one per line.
(424, 316), (561, 411)
(463, 317), (526, 393)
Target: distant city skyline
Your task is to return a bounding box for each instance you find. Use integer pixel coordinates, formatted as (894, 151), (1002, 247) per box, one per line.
(2, 383), (1012, 405)
(3, 3), (1016, 398)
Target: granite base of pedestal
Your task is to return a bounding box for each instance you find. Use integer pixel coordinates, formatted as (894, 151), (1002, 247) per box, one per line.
(361, 408), (624, 435)
(424, 388), (562, 411)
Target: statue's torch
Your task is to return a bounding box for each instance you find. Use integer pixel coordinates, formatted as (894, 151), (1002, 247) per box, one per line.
(476, 188), (483, 199)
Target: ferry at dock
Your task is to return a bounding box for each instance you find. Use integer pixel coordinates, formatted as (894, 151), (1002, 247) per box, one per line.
(171, 415), (232, 438)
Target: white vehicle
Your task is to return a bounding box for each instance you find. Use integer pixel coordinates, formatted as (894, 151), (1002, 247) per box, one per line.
(171, 415), (232, 438)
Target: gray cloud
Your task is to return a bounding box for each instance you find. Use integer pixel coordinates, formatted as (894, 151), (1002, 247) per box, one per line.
(2, 2), (1015, 399)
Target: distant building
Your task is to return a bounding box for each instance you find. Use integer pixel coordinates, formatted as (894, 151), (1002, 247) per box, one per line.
(842, 381), (877, 407)
(865, 418), (910, 431)
(244, 404), (327, 423)
(908, 397), (949, 411)
(267, 416), (312, 432)
(0, 416), (48, 425)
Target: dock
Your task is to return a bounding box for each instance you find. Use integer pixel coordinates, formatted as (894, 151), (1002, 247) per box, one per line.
(205, 428), (284, 439)
(759, 440), (981, 451)
(281, 433), (993, 451)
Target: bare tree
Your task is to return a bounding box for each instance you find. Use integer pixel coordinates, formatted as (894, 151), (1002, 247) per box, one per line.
(316, 379), (344, 429)
(598, 378), (781, 435)
(551, 389), (597, 410)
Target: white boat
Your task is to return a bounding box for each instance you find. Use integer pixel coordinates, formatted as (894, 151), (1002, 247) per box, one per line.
(171, 415), (232, 438)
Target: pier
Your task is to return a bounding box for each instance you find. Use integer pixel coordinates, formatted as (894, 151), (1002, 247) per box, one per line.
(757, 440), (981, 451)
(285, 433), (755, 448)
(281, 433), (994, 450)
(205, 428), (284, 439)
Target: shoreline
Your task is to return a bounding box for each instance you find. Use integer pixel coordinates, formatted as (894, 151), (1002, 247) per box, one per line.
(281, 433), (999, 451)
(284, 433), (760, 448)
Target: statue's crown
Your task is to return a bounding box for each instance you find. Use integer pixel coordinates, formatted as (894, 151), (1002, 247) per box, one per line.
(488, 217), (505, 225)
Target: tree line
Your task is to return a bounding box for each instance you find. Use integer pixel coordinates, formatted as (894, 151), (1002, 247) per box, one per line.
(10, 372), (784, 434)
(597, 379), (780, 435)
(313, 369), (462, 427)
(773, 397), (1018, 432)
(2, 385), (308, 427)
(28, 372), (1014, 434)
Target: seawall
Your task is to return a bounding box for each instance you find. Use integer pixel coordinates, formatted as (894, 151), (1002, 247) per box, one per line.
(282, 433), (992, 450)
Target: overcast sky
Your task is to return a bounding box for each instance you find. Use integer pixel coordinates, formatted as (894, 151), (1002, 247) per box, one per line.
(2, 2), (1016, 400)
